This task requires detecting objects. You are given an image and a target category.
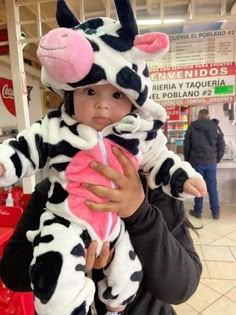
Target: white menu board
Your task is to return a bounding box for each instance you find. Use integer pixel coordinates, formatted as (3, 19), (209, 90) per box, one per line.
(147, 29), (236, 105)
(147, 29), (236, 68)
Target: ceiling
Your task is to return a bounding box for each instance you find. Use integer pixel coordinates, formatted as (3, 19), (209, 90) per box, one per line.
(0, 0), (236, 73)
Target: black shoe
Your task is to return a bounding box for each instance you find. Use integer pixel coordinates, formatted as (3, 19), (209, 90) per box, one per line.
(212, 214), (220, 220)
(189, 209), (202, 219)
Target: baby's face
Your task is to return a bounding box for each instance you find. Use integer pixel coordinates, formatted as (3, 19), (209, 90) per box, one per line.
(73, 84), (132, 131)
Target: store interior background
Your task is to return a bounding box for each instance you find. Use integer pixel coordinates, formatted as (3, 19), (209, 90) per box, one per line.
(1, 2), (236, 315)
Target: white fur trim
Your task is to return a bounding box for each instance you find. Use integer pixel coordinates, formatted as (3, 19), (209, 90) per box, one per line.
(139, 99), (167, 121)
(114, 114), (141, 133)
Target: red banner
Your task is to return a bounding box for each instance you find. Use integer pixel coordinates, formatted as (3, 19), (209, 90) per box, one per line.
(149, 62), (235, 106)
(149, 63), (235, 80)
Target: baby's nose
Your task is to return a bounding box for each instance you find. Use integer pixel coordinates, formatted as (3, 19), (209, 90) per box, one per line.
(96, 98), (109, 109)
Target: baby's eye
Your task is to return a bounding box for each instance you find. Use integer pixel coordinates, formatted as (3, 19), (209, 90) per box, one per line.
(113, 92), (124, 99)
(84, 88), (95, 96)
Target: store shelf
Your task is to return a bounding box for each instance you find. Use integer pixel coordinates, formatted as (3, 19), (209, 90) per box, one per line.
(167, 120), (188, 123)
(167, 129), (187, 132)
(165, 107), (189, 148)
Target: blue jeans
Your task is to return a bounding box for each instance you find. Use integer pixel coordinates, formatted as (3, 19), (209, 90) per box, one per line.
(193, 163), (220, 216)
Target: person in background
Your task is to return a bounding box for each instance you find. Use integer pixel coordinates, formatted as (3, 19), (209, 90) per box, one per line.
(184, 108), (225, 220)
(0, 147), (202, 315)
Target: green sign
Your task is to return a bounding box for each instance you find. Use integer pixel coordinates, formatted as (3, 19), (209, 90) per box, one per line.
(214, 85), (234, 94)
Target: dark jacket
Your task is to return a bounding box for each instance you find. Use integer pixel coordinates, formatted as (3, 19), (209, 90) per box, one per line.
(0, 178), (202, 315)
(184, 118), (225, 165)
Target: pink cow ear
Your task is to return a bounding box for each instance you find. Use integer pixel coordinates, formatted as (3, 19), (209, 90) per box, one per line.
(133, 32), (169, 57)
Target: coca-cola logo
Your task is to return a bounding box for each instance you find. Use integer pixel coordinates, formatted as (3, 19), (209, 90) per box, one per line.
(2, 84), (14, 99)
(0, 77), (15, 116)
(0, 77), (33, 116)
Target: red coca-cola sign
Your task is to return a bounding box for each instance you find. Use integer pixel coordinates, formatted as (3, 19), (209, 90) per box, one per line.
(0, 77), (15, 116)
(0, 77), (33, 116)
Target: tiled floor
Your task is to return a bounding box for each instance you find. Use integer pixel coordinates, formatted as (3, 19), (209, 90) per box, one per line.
(173, 202), (236, 315)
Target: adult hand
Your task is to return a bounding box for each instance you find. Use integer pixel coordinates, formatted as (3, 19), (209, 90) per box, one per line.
(82, 146), (145, 218)
(183, 177), (207, 197)
(85, 241), (112, 272)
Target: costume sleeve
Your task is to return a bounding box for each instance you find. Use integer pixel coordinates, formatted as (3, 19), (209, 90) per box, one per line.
(140, 129), (201, 199)
(0, 179), (50, 291)
(216, 127), (225, 163)
(112, 114), (201, 199)
(124, 187), (202, 304)
(0, 116), (49, 187)
(183, 126), (191, 162)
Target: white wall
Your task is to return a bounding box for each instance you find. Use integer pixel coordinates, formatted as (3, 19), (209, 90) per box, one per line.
(189, 103), (236, 147)
(208, 103), (236, 146)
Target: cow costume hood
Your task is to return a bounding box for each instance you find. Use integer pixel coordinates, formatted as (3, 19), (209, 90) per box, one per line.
(37, 0), (169, 122)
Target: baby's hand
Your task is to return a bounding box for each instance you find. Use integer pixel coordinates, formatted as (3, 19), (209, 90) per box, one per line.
(0, 164), (5, 176)
(183, 177), (207, 197)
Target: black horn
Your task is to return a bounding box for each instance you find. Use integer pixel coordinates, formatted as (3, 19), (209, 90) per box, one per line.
(114, 0), (138, 36)
(56, 0), (80, 28)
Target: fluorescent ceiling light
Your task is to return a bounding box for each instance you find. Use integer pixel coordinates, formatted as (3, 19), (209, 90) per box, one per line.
(137, 18), (186, 25)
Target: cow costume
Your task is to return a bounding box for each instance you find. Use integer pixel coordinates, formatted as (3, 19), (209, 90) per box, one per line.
(0, 0), (202, 314)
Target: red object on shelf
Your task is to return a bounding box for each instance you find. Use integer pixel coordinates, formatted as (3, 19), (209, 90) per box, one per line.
(0, 205), (34, 315)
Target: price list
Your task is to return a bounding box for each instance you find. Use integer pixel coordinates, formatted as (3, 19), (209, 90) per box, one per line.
(147, 29), (236, 67)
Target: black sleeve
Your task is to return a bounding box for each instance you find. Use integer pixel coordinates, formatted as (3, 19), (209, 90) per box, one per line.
(0, 178), (50, 291)
(123, 188), (202, 304)
(216, 127), (225, 163)
(183, 126), (191, 162)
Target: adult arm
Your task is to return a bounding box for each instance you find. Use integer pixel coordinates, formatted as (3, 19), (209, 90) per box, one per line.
(124, 188), (202, 304)
(0, 179), (50, 291)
